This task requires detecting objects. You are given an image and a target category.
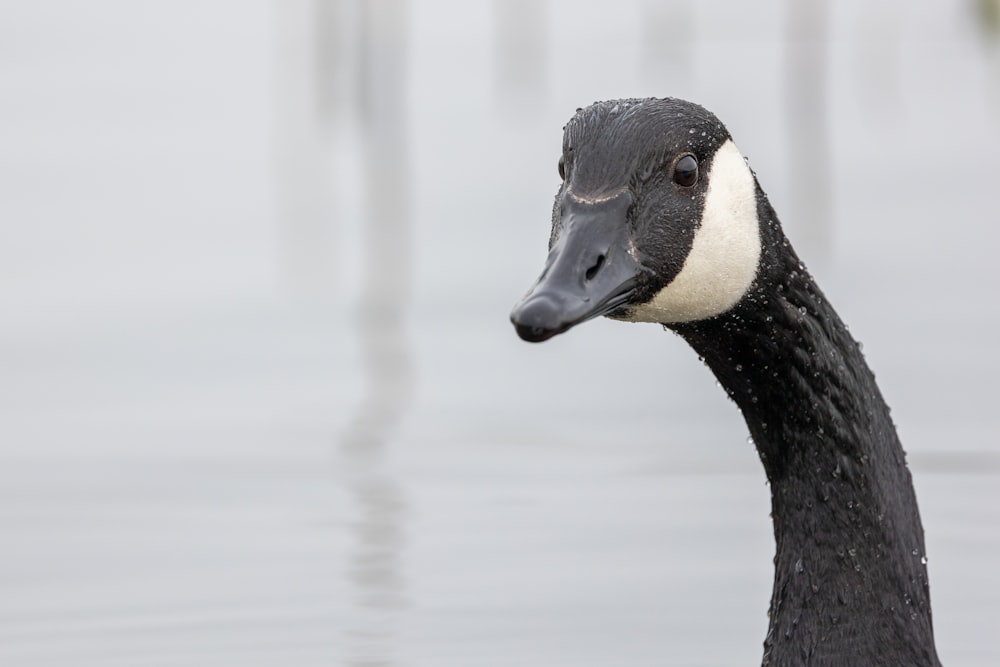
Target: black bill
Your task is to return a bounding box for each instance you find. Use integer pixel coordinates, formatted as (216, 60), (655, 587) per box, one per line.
(510, 191), (646, 342)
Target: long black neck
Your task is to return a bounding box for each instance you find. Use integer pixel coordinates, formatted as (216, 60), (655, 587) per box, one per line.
(672, 196), (941, 666)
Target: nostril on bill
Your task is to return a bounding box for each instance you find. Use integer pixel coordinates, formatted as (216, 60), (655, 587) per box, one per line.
(585, 254), (606, 281)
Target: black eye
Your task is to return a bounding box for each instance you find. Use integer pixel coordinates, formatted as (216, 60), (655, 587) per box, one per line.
(558, 155), (566, 180)
(673, 154), (698, 187)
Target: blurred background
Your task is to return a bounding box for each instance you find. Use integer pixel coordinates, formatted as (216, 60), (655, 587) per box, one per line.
(1, 1), (998, 665)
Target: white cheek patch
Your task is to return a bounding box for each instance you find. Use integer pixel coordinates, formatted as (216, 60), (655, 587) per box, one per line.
(625, 139), (761, 324)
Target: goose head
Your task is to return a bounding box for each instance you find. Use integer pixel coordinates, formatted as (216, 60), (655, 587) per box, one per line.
(511, 97), (764, 341)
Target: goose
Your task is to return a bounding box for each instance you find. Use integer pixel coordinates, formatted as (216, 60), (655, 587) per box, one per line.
(509, 97), (941, 666)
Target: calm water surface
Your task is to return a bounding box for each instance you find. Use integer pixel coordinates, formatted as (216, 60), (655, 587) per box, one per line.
(1, 1), (998, 665)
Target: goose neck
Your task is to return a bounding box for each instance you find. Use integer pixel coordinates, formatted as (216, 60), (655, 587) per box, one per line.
(671, 249), (940, 664)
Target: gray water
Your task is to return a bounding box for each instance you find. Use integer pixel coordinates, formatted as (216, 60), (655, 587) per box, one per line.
(1, 1), (999, 665)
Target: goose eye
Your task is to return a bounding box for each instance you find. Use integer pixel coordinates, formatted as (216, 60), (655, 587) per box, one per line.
(673, 154), (698, 187)
(558, 155), (566, 180)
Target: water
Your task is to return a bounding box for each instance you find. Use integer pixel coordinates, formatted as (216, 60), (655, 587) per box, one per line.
(1, 1), (998, 665)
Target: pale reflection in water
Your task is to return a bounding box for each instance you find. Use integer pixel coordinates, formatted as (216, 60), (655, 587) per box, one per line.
(784, 0), (832, 266)
(337, 1), (413, 665)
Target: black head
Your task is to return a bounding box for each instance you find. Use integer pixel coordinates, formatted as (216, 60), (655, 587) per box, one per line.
(511, 98), (764, 342)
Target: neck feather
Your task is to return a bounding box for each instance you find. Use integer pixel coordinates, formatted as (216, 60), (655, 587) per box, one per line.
(669, 200), (941, 665)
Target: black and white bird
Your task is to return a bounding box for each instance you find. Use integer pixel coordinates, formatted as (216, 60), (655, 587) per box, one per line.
(510, 97), (941, 666)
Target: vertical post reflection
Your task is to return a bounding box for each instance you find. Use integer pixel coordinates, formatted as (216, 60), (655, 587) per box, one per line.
(853, 2), (900, 116)
(338, 1), (412, 665)
(493, 0), (548, 112)
(974, 0), (1000, 116)
(272, 0), (339, 295)
(639, 0), (694, 92)
(785, 0), (832, 264)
